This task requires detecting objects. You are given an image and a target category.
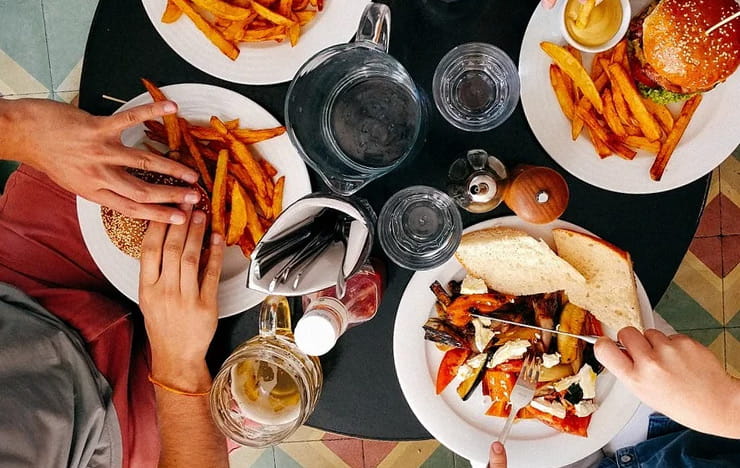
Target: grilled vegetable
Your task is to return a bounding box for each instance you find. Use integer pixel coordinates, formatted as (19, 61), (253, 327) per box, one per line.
(557, 303), (587, 364)
(532, 292), (560, 350)
(430, 280), (453, 306)
(436, 348), (471, 394)
(456, 353), (491, 401)
(423, 318), (468, 349)
(446, 293), (516, 327)
(538, 363), (575, 382)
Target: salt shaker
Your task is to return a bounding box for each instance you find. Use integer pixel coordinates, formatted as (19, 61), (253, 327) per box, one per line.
(294, 261), (384, 356)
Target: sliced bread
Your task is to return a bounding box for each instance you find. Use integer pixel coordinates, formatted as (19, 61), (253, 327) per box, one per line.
(553, 228), (643, 331)
(454, 227), (586, 296)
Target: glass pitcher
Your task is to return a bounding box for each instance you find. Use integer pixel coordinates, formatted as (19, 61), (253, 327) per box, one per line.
(210, 296), (322, 447)
(285, 3), (427, 196)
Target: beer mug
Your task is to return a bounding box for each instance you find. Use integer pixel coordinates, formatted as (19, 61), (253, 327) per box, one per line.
(210, 296), (322, 447)
(285, 3), (427, 196)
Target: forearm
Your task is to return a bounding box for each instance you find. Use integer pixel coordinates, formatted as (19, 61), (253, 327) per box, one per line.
(152, 360), (229, 468)
(0, 99), (38, 164)
(705, 376), (740, 439)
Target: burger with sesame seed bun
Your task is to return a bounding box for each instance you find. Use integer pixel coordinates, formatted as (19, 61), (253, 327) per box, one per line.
(101, 169), (211, 258)
(628, 0), (740, 104)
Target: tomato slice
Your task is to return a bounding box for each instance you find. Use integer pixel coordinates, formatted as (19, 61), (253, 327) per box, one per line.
(493, 359), (523, 373)
(584, 312), (604, 337)
(519, 406), (591, 437)
(436, 348), (471, 394)
(483, 370), (517, 402)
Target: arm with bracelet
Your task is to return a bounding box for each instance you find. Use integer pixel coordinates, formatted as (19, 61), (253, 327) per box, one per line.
(138, 205), (228, 468)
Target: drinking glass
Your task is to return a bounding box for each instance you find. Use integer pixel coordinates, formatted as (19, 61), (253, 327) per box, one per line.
(285, 3), (427, 196)
(433, 42), (520, 132)
(210, 296), (322, 447)
(377, 186), (462, 270)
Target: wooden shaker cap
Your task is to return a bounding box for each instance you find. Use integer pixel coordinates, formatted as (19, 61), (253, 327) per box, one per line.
(503, 165), (569, 224)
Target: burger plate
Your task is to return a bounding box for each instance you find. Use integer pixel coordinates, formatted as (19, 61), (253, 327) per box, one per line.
(76, 83), (312, 318)
(519, 0), (740, 194)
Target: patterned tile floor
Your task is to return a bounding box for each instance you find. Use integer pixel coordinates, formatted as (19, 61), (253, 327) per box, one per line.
(1, 1), (738, 467)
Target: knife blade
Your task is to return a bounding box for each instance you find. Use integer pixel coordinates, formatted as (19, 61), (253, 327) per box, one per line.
(470, 313), (626, 350)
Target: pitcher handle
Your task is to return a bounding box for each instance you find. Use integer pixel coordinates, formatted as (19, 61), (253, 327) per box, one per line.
(259, 295), (293, 337)
(356, 3), (391, 52)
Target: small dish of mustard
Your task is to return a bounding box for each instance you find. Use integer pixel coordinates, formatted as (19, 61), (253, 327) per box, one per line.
(560, 0), (631, 53)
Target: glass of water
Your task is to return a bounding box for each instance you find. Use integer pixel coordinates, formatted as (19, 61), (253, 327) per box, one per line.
(377, 186), (462, 270)
(285, 3), (427, 196)
(433, 42), (520, 132)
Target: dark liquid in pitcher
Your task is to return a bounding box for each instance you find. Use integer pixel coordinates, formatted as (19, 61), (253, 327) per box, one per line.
(330, 78), (420, 168)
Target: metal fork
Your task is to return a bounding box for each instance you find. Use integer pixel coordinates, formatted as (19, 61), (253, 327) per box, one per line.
(497, 353), (541, 445)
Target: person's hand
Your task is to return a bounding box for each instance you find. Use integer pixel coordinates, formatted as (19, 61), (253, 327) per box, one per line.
(488, 441), (507, 468)
(138, 205), (224, 392)
(595, 327), (740, 438)
(0, 98), (201, 224)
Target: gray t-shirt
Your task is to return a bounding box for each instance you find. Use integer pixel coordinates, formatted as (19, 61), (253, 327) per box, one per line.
(0, 283), (122, 468)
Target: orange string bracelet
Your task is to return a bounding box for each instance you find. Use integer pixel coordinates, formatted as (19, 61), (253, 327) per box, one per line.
(148, 373), (210, 397)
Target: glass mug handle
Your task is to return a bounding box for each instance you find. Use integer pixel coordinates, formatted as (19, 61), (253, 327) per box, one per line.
(259, 295), (293, 338)
(356, 3), (391, 52)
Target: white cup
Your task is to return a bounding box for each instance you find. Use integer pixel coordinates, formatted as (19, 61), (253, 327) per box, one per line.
(559, 0), (631, 54)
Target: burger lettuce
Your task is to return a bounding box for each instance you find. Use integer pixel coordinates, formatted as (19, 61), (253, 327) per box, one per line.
(637, 84), (692, 105)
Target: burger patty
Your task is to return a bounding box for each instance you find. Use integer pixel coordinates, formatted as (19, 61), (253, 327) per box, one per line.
(101, 170), (211, 258)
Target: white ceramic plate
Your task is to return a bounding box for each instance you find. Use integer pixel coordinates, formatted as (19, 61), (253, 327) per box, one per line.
(519, 0), (740, 194)
(141, 0), (370, 85)
(393, 216), (654, 467)
(76, 83), (311, 318)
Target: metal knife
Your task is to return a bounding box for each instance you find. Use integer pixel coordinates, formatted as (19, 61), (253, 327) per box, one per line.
(470, 313), (627, 350)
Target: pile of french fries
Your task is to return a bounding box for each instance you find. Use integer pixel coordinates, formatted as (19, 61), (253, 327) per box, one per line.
(162, 0), (323, 60)
(141, 78), (286, 258)
(540, 40), (702, 181)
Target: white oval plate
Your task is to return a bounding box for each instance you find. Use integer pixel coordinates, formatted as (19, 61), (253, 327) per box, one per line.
(519, 0), (740, 194)
(393, 216), (654, 467)
(141, 0), (370, 85)
(76, 83), (311, 318)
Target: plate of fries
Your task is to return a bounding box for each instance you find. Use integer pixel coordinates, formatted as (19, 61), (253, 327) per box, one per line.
(141, 0), (370, 84)
(77, 82), (312, 318)
(519, 0), (740, 194)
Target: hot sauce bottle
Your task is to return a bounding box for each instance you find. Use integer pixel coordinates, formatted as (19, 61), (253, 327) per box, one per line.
(294, 260), (384, 356)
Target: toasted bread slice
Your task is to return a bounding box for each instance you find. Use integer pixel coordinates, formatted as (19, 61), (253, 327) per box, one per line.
(553, 228), (643, 331)
(454, 227), (586, 296)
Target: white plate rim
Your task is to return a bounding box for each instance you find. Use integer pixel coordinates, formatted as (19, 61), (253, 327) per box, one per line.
(140, 0), (371, 85)
(519, 0), (740, 194)
(76, 83), (311, 318)
(393, 216), (654, 467)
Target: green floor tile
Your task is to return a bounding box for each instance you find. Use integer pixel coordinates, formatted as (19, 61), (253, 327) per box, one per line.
(421, 444), (456, 468)
(681, 328), (723, 347)
(655, 282), (722, 330)
(0, 0), (52, 93)
(273, 447), (302, 468)
(727, 313), (740, 329)
(42, 0), (97, 91)
(453, 452), (473, 468)
(728, 327), (740, 342)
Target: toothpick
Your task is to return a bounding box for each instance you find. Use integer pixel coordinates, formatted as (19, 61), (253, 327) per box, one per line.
(705, 11), (740, 35)
(101, 94), (127, 104)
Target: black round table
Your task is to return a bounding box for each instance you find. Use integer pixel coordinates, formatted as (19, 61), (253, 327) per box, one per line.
(79, 0), (708, 440)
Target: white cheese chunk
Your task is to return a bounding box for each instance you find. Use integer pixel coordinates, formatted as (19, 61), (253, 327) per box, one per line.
(487, 339), (530, 368)
(456, 353), (488, 380)
(542, 352), (561, 368)
(574, 400), (599, 417)
(460, 275), (488, 295)
(530, 397), (567, 419)
(553, 364), (598, 399)
(472, 318), (495, 353)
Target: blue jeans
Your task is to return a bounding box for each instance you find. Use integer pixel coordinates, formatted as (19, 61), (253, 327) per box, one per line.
(598, 414), (740, 467)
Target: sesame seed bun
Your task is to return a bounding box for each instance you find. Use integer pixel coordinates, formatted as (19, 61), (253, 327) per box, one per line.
(641, 0), (740, 94)
(101, 170), (211, 258)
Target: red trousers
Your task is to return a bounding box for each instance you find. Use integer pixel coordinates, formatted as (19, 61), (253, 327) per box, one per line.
(0, 165), (159, 467)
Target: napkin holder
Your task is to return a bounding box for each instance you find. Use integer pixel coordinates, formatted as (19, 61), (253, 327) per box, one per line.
(246, 194), (376, 297)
